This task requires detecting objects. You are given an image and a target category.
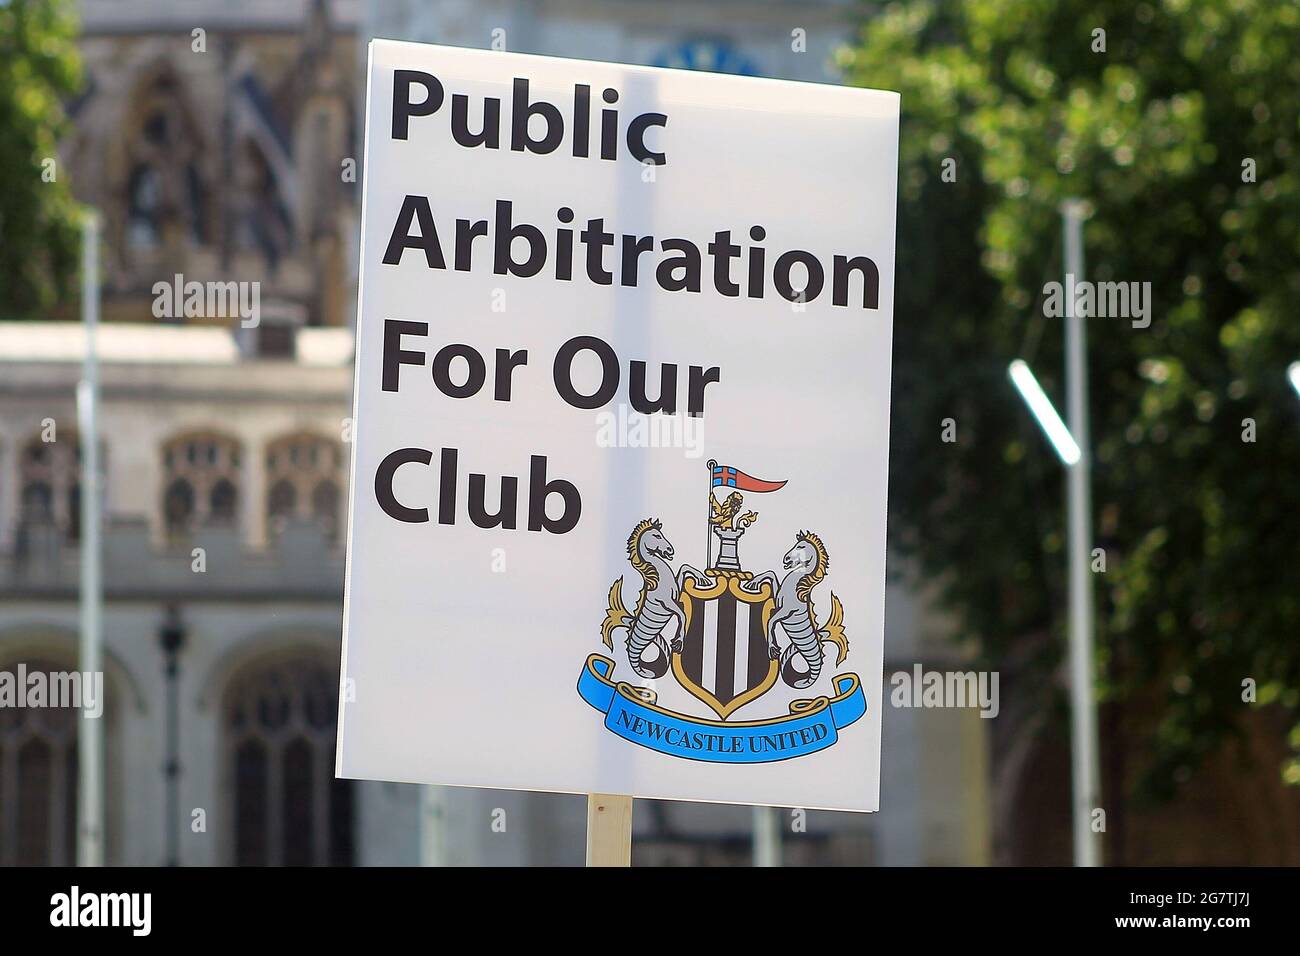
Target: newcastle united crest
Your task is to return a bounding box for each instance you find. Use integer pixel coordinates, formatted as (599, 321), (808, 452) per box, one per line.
(576, 460), (866, 763)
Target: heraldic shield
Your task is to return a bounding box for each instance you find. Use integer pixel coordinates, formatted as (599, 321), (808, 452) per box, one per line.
(674, 572), (778, 719)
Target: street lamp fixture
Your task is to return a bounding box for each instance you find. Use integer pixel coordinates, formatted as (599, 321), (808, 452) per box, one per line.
(1008, 359), (1082, 466)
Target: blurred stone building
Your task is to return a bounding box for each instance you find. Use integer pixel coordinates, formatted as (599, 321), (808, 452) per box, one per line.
(61, 0), (361, 333)
(0, 0), (995, 866)
(0, 322), (359, 865)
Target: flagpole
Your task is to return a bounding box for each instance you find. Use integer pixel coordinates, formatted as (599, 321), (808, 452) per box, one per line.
(705, 459), (716, 570)
(419, 785), (447, 866)
(77, 210), (104, 867)
(1062, 198), (1102, 867)
(753, 804), (781, 866)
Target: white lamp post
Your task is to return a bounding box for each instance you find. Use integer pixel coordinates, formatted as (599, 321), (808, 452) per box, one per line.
(1005, 196), (1102, 868)
(78, 210), (104, 867)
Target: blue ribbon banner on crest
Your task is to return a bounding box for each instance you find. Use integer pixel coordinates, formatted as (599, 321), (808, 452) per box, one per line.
(576, 654), (866, 763)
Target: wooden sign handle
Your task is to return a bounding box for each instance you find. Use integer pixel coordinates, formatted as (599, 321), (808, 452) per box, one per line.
(585, 793), (633, 866)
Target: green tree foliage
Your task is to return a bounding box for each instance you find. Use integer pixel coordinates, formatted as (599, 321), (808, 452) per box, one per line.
(0, 0), (82, 319)
(841, 0), (1300, 794)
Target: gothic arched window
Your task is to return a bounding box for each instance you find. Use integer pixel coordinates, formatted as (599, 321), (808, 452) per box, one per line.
(0, 658), (80, 866)
(264, 434), (344, 541)
(310, 480), (338, 526)
(267, 479), (296, 523)
(21, 482), (53, 524)
(18, 432), (97, 544)
(209, 479), (238, 524)
(121, 70), (210, 257)
(224, 655), (354, 865)
(161, 433), (242, 537)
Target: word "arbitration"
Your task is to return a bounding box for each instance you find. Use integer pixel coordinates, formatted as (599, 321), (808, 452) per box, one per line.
(383, 197), (881, 309)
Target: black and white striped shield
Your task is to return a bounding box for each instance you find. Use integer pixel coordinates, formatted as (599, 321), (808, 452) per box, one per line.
(674, 573), (778, 719)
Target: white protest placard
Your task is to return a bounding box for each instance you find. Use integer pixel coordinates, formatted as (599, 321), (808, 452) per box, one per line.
(337, 40), (898, 812)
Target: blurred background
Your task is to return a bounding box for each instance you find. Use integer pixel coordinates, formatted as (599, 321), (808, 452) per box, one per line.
(0, 0), (1296, 866)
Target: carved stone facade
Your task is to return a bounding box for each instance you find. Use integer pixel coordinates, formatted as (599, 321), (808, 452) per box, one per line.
(64, 0), (362, 330)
